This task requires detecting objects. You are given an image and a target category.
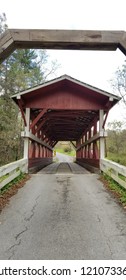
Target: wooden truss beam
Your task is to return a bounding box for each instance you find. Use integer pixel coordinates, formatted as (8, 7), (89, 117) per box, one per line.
(70, 141), (76, 149)
(35, 117), (48, 133)
(17, 98), (27, 126)
(30, 108), (47, 130)
(0, 29), (126, 63)
(52, 141), (58, 148)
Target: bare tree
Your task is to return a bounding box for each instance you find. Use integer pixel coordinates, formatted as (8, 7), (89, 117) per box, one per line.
(111, 61), (126, 106)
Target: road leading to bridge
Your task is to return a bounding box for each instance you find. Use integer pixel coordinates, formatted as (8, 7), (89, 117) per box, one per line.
(55, 152), (75, 162)
(0, 158), (126, 259)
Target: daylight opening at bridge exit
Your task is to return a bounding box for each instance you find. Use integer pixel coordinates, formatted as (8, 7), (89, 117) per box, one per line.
(11, 74), (120, 173)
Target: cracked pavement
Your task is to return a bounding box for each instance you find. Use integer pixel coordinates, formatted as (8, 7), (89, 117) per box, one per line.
(0, 160), (126, 259)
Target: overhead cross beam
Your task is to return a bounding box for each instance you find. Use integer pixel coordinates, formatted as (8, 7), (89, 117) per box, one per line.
(0, 29), (126, 63)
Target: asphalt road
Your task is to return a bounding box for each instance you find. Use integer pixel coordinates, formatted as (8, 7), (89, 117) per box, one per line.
(0, 157), (126, 259)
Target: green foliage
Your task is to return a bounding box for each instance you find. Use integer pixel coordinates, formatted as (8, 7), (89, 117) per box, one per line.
(0, 47), (46, 165)
(0, 94), (24, 165)
(56, 147), (76, 156)
(0, 172), (26, 194)
(106, 121), (126, 166)
(0, 13), (60, 166)
(106, 153), (126, 166)
(64, 146), (72, 153)
(107, 121), (125, 154)
(55, 141), (76, 157)
(67, 150), (76, 156)
(0, 49), (44, 95)
(0, 174), (9, 183)
(102, 173), (126, 206)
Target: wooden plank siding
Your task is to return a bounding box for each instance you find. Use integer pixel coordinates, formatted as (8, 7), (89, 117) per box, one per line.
(28, 158), (52, 173)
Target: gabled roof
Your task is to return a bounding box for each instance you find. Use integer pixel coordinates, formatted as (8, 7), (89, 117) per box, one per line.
(12, 74), (120, 103)
(12, 74), (121, 141)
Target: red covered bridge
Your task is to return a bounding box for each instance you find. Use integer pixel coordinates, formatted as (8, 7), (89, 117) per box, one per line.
(12, 74), (120, 173)
(0, 28), (125, 189)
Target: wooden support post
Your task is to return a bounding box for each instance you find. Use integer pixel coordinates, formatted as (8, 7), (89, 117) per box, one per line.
(85, 132), (87, 158)
(76, 140), (79, 158)
(24, 108), (30, 159)
(82, 135), (85, 158)
(88, 128), (92, 158)
(43, 147), (46, 158)
(42, 146), (44, 157)
(99, 109), (105, 159)
(92, 122), (99, 159)
(46, 148), (48, 158)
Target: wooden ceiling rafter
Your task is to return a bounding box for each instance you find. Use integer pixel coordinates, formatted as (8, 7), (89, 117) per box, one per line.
(33, 108), (100, 142)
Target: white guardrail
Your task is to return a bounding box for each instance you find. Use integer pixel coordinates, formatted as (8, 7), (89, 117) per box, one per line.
(0, 158), (28, 190)
(100, 159), (126, 189)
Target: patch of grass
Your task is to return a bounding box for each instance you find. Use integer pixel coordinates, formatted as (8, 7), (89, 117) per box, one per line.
(0, 172), (27, 195)
(67, 150), (76, 156)
(0, 174), (10, 183)
(101, 173), (126, 207)
(55, 148), (64, 154)
(0, 173), (30, 212)
(55, 148), (76, 157)
(118, 173), (126, 182)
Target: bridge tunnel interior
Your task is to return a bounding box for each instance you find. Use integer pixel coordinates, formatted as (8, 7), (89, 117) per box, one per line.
(12, 75), (120, 173)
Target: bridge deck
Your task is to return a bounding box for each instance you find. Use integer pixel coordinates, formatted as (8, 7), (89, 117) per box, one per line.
(38, 162), (90, 174)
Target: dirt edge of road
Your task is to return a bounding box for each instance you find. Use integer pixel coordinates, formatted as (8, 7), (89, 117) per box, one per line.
(100, 175), (126, 211)
(0, 174), (30, 213)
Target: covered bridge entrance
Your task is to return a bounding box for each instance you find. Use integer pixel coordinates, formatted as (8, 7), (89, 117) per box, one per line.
(0, 28), (124, 173)
(12, 74), (120, 173)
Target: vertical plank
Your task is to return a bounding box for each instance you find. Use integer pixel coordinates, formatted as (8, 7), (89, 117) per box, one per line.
(24, 108), (30, 161)
(99, 109), (105, 159)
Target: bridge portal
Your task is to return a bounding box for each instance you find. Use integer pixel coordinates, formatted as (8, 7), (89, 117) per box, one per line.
(12, 74), (120, 172)
(1, 28), (123, 173)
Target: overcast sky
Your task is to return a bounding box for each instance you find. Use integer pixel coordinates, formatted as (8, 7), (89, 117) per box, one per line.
(0, 0), (126, 123)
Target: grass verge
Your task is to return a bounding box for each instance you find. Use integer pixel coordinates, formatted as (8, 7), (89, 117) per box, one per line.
(101, 173), (126, 208)
(55, 148), (76, 156)
(0, 173), (30, 212)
